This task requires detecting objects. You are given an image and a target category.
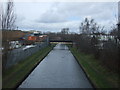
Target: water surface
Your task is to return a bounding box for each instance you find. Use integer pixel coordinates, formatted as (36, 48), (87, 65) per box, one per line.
(19, 43), (93, 88)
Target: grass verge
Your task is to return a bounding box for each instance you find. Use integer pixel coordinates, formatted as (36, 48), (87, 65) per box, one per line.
(68, 46), (119, 88)
(2, 44), (55, 89)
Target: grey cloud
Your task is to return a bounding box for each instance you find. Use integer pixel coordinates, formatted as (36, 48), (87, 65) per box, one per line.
(37, 12), (68, 23)
(16, 2), (117, 32)
(36, 2), (117, 24)
(36, 3), (68, 23)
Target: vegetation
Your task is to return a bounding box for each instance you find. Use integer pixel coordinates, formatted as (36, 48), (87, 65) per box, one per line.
(1, 0), (17, 69)
(44, 17), (119, 88)
(1, 1), (119, 88)
(2, 44), (55, 88)
(68, 46), (119, 88)
(72, 18), (119, 73)
(64, 17), (119, 88)
(48, 18), (119, 74)
(1, 0), (16, 30)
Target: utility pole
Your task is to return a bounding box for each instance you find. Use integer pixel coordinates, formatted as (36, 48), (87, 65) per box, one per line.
(118, 1), (120, 74)
(118, 1), (120, 41)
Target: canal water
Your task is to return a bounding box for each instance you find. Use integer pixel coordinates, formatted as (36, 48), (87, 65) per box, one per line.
(18, 43), (93, 88)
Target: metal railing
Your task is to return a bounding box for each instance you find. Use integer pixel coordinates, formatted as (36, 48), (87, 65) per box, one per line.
(5, 41), (49, 68)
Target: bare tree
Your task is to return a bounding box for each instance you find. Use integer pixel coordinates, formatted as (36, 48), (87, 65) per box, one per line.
(79, 18), (90, 34)
(2, 0), (16, 69)
(79, 18), (100, 35)
(0, 3), (3, 30)
(2, 0), (16, 30)
(61, 28), (69, 34)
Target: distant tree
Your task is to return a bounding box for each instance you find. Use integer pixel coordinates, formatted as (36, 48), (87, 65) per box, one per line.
(90, 19), (99, 34)
(110, 27), (117, 36)
(78, 18), (101, 57)
(2, 0), (16, 30)
(61, 28), (69, 34)
(79, 18), (90, 34)
(2, 0), (16, 69)
(79, 18), (99, 35)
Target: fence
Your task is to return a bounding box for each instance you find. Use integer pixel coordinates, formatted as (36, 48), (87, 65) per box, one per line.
(5, 40), (49, 68)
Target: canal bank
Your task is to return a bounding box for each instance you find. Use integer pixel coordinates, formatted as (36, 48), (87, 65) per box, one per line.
(18, 43), (93, 88)
(3, 44), (55, 89)
(68, 46), (96, 89)
(68, 46), (119, 88)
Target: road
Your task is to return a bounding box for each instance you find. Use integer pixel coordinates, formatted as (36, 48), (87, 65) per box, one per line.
(18, 43), (93, 88)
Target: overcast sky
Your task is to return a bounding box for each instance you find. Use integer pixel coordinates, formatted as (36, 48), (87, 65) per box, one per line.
(11, 1), (118, 33)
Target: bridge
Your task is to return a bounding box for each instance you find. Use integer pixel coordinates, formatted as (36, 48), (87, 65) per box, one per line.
(50, 40), (73, 44)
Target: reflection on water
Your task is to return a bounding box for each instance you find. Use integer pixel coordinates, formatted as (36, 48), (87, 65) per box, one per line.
(54, 43), (68, 50)
(18, 43), (93, 88)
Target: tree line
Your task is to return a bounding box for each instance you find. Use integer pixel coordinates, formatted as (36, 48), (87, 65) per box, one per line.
(71, 18), (119, 73)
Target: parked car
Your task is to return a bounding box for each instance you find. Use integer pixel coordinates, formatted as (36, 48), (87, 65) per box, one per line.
(9, 41), (22, 49)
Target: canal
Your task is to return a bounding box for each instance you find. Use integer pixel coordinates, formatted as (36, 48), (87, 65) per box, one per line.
(18, 43), (93, 88)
